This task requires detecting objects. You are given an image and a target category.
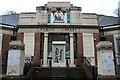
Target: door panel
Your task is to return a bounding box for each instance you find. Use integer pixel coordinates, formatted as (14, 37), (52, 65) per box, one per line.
(52, 43), (66, 67)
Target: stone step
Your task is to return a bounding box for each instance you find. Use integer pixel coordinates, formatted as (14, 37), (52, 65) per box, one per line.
(33, 67), (88, 80)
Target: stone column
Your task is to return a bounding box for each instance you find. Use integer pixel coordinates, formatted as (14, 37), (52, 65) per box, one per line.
(69, 33), (75, 67)
(42, 33), (48, 67)
(96, 41), (115, 79)
(6, 41), (25, 76)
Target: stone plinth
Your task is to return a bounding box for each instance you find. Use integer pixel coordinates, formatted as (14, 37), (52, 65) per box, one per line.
(96, 41), (115, 76)
(6, 41), (25, 76)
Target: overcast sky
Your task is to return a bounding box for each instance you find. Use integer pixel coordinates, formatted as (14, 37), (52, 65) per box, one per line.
(0, 0), (119, 16)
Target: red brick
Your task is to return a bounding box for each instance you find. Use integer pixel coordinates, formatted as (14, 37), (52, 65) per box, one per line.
(17, 33), (24, 42)
(1, 34), (11, 74)
(2, 34), (11, 54)
(33, 33), (41, 66)
(77, 33), (83, 64)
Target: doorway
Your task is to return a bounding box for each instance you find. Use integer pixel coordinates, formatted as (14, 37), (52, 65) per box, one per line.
(52, 41), (66, 67)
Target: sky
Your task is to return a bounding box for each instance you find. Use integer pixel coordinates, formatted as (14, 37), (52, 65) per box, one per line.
(0, 0), (119, 16)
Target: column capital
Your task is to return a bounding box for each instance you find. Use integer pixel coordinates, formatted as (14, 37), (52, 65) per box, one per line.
(70, 33), (74, 37)
(44, 33), (48, 37)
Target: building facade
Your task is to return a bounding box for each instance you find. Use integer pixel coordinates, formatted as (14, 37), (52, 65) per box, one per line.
(0, 1), (119, 74)
(18, 2), (99, 67)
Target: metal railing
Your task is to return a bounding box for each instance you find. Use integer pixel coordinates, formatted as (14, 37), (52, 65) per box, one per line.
(80, 56), (97, 79)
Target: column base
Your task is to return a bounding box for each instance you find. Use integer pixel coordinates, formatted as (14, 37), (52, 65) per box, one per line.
(69, 64), (76, 67)
(42, 64), (49, 67)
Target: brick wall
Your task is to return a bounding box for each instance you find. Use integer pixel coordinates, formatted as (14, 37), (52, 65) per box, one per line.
(33, 33), (41, 66)
(77, 33), (83, 64)
(1, 34), (11, 74)
(17, 33), (24, 42)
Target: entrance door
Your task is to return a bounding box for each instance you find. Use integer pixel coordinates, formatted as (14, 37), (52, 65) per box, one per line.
(52, 41), (66, 67)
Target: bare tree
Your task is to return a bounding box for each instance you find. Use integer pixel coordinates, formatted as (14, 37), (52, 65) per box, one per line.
(114, 8), (120, 24)
(114, 8), (120, 17)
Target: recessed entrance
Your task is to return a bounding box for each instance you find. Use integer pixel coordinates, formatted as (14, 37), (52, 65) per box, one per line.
(52, 41), (66, 67)
(40, 33), (77, 67)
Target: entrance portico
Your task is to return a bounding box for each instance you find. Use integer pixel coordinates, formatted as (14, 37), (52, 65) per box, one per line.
(42, 32), (75, 67)
(19, 26), (98, 67)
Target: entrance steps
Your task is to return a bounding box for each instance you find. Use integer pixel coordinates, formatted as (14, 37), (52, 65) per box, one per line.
(32, 67), (88, 80)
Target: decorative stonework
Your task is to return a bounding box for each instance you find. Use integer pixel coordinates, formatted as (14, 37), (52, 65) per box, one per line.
(96, 41), (112, 51)
(47, 7), (70, 23)
(9, 41), (25, 50)
(6, 41), (25, 76)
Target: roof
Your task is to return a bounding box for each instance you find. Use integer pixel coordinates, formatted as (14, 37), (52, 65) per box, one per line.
(97, 15), (119, 26)
(0, 13), (20, 26)
(0, 13), (119, 27)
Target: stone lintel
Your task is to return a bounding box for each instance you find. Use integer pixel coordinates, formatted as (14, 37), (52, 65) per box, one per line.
(96, 41), (112, 50)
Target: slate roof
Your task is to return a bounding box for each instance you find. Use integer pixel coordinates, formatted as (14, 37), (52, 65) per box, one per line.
(0, 14), (20, 26)
(97, 15), (119, 26)
(0, 13), (119, 27)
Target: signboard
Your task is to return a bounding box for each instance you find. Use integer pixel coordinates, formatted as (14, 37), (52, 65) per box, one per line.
(19, 27), (98, 33)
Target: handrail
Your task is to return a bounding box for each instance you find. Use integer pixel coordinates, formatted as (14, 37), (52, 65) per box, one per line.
(26, 65), (35, 79)
(81, 57), (93, 73)
(81, 63), (93, 79)
(80, 56), (97, 79)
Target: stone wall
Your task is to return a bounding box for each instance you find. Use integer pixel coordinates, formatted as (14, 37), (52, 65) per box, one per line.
(18, 13), (37, 25)
(18, 2), (98, 26)
(81, 13), (98, 26)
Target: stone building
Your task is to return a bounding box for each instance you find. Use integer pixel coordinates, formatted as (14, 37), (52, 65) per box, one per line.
(18, 2), (99, 67)
(0, 2), (119, 76)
